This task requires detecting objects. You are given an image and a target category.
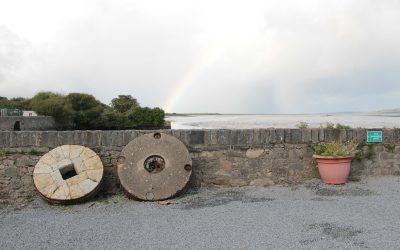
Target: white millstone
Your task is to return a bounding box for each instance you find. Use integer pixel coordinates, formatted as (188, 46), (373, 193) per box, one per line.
(50, 171), (64, 186)
(39, 154), (57, 166)
(49, 147), (65, 162)
(80, 148), (96, 160)
(71, 158), (85, 173)
(78, 179), (98, 193)
(60, 145), (71, 159)
(69, 145), (84, 159)
(83, 156), (102, 170)
(53, 158), (74, 171)
(86, 169), (103, 182)
(33, 162), (52, 174)
(33, 145), (103, 203)
(33, 173), (54, 190)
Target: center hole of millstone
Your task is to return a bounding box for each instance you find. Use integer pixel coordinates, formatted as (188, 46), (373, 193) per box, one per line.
(144, 155), (165, 174)
(59, 161), (78, 180)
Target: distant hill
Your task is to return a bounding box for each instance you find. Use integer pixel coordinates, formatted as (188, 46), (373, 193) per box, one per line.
(166, 113), (221, 116)
(376, 109), (400, 113)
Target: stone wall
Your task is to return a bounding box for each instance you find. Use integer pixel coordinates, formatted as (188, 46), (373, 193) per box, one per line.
(0, 116), (55, 131)
(1, 129), (400, 203)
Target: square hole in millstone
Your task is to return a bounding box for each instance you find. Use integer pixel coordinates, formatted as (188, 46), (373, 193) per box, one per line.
(59, 163), (78, 180)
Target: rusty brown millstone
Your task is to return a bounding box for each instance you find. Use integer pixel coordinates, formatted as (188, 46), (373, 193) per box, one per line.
(33, 145), (104, 204)
(118, 132), (192, 201)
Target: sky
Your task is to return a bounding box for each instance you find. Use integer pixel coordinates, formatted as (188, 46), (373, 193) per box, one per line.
(0, 0), (400, 114)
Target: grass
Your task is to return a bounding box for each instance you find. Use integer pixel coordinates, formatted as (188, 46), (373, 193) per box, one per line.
(296, 122), (309, 129)
(320, 122), (351, 129)
(384, 143), (396, 153)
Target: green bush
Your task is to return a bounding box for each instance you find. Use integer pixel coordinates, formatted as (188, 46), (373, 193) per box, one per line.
(127, 107), (165, 129)
(111, 95), (139, 113)
(296, 122), (309, 129)
(335, 123), (351, 129)
(313, 142), (358, 157)
(30, 92), (74, 128)
(0, 97), (31, 110)
(4, 91), (165, 130)
(66, 93), (107, 129)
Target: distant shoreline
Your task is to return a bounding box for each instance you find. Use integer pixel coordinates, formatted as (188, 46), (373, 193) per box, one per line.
(166, 110), (400, 117)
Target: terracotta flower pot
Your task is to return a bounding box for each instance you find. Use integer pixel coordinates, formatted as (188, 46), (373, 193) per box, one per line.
(313, 155), (353, 184)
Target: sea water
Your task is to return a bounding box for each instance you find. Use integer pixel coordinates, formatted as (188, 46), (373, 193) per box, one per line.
(166, 113), (400, 129)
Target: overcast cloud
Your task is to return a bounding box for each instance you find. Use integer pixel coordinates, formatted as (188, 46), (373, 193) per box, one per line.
(0, 0), (400, 113)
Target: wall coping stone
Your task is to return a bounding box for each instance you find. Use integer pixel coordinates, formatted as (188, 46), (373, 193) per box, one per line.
(0, 129), (398, 149)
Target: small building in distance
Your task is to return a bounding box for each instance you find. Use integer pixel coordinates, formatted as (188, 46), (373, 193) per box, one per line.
(0, 108), (22, 117)
(22, 110), (38, 117)
(0, 108), (55, 131)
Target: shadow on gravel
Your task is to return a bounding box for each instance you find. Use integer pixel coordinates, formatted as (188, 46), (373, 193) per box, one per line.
(178, 188), (275, 210)
(301, 222), (366, 248)
(305, 182), (375, 197)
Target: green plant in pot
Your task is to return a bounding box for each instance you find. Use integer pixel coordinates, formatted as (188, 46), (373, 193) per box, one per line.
(312, 141), (358, 184)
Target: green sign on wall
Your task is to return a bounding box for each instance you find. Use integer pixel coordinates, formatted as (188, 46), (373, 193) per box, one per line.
(367, 131), (382, 143)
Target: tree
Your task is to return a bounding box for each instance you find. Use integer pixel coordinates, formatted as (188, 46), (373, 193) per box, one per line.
(98, 107), (127, 129)
(127, 107), (165, 128)
(66, 93), (106, 129)
(11, 91), (165, 130)
(31, 92), (73, 128)
(111, 95), (139, 113)
(66, 93), (105, 111)
(0, 97), (31, 110)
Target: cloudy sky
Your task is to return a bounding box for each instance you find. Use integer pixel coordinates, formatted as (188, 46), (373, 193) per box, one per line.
(0, 0), (400, 113)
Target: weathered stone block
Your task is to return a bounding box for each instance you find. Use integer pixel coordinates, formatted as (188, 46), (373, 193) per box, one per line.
(382, 129), (394, 143)
(246, 148), (264, 158)
(171, 129), (181, 141)
(252, 129), (261, 145)
(339, 129), (347, 143)
(346, 129), (354, 142)
(180, 130), (191, 145)
(100, 131), (112, 146)
(0, 131), (10, 147)
(246, 130), (254, 146)
(394, 129), (400, 143)
(218, 130), (231, 145)
(266, 129), (276, 144)
(57, 131), (75, 145)
(87, 131), (102, 147)
(109, 131), (124, 146)
(301, 129), (311, 143)
(311, 129), (319, 142)
(291, 129), (302, 144)
(123, 130), (138, 146)
(189, 130), (205, 144)
(229, 130), (239, 145)
(259, 129), (269, 144)
(318, 128), (325, 141)
(16, 155), (36, 167)
(283, 129), (291, 143)
(40, 131), (57, 148)
(355, 128), (367, 141)
(236, 130), (245, 145)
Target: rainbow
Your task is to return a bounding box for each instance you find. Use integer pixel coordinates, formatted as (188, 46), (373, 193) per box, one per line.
(162, 40), (225, 113)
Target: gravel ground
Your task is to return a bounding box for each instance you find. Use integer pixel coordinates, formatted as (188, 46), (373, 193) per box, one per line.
(1, 176), (400, 249)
